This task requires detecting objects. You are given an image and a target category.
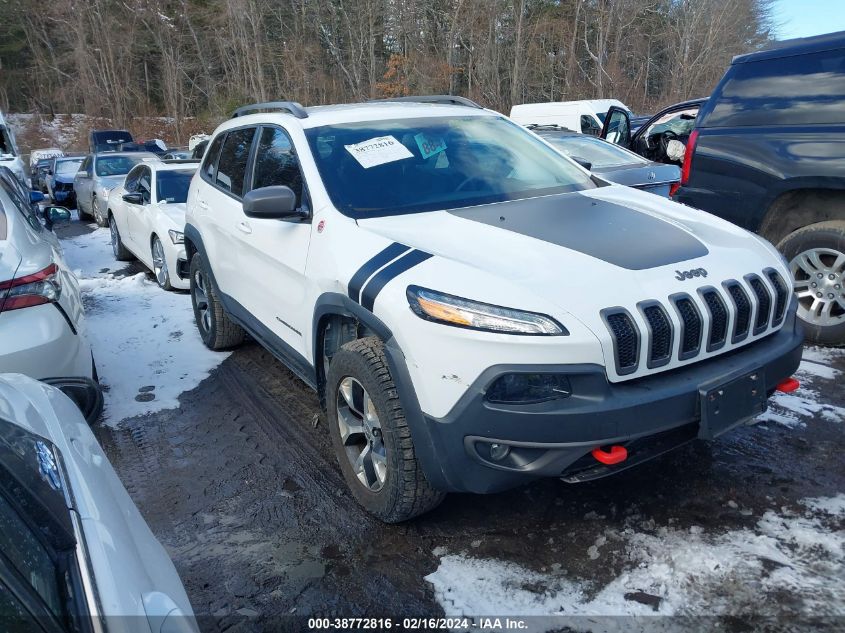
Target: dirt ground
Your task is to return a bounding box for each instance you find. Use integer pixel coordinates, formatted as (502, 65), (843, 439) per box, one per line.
(53, 221), (844, 632)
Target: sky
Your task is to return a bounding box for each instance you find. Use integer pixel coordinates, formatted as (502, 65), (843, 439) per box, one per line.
(773, 0), (845, 40)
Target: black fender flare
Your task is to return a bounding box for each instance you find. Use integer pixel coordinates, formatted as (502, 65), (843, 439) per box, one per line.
(312, 292), (451, 490)
(183, 223), (208, 262)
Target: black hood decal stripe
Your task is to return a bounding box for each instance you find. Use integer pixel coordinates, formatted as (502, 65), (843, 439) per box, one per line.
(348, 242), (411, 304)
(449, 193), (708, 270)
(361, 250), (432, 311)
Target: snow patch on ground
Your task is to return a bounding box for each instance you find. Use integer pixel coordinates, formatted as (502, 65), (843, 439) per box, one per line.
(63, 228), (229, 425)
(427, 495), (845, 626)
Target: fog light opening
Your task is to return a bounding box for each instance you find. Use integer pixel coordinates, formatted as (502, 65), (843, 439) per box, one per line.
(489, 443), (511, 462)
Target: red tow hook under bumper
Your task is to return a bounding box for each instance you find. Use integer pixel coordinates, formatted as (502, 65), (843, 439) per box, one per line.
(776, 377), (800, 393)
(591, 445), (628, 465)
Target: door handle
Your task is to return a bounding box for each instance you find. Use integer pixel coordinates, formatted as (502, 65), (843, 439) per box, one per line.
(236, 221), (252, 234)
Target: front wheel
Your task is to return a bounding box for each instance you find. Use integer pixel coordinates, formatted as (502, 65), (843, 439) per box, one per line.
(326, 337), (445, 522)
(151, 236), (172, 290)
(778, 220), (845, 346)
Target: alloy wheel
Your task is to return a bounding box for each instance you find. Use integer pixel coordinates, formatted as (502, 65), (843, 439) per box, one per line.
(92, 197), (101, 224)
(336, 376), (387, 492)
(790, 247), (845, 326)
(192, 269), (211, 334)
(152, 238), (168, 287)
(109, 218), (119, 257)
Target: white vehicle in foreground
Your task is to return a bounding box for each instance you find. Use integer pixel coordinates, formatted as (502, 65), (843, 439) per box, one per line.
(509, 99), (631, 135)
(107, 161), (196, 290)
(0, 167), (95, 381)
(0, 373), (197, 632)
(185, 96), (803, 522)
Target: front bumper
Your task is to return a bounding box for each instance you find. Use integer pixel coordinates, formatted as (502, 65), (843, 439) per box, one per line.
(413, 309), (803, 494)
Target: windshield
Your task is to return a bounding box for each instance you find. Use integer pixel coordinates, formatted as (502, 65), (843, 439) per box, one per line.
(306, 115), (595, 217)
(95, 155), (144, 177)
(156, 169), (194, 203)
(56, 159), (83, 175)
(540, 133), (648, 168)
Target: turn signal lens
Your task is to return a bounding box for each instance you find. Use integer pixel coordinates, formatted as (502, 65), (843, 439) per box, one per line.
(407, 286), (567, 335)
(168, 229), (184, 244)
(486, 373), (572, 404)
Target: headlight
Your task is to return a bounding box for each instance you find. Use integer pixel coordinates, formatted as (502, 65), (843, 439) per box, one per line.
(406, 286), (567, 335)
(168, 229), (184, 244)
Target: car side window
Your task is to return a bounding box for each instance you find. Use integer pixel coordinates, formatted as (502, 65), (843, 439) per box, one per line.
(0, 495), (65, 619)
(124, 166), (143, 193)
(252, 126), (306, 208)
(138, 168), (152, 204)
(580, 115), (600, 136)
(201, 135), (224, 182)
(0, 178), (42, 233)
(215, 128), (257, 197)
(79, 156), (92, 176)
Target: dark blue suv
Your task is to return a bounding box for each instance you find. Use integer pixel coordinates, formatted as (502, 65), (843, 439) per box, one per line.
(603, 31), (845, 346)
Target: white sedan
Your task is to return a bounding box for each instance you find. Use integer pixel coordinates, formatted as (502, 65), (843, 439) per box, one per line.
(0, 373), (198, 631)
(106, 161), (197, 290)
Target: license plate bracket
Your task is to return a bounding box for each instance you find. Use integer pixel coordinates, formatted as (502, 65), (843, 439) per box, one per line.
(699, 369), (767, 440)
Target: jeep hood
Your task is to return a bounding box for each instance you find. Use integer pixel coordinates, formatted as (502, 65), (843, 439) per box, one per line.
(355, 186), (779, 320)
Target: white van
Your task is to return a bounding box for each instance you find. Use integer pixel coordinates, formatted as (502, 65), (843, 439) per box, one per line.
(0, 111), (30, 186)
(509, 99), (631, 135)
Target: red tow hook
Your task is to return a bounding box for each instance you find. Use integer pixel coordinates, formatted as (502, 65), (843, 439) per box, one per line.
(591, 445), (628, 465)
(776, 377), (800, 393)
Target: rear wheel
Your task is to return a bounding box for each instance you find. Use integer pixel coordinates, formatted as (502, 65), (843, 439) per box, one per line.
(93, 196), (107, 227)
(326, 336), (445, 522)
(778, 220), (845, 346)
(109, 215), (132, 261)
(151, 236), (172, 290)
(189, 252), (244, 350)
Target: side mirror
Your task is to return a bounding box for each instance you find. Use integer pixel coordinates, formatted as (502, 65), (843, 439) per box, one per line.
(122, 192), (143, 204)
(572, 157), (593, 171)
(45, 206), (72, 224)
(30, 191), (45, 203)
(242, 186), (306, 221)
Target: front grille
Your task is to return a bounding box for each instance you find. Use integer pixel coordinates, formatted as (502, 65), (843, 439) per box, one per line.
(725, 282), (751, 342)
(603, 270), (786, 377)
(766, 269), (789, 326)
(747, 275), (771, 334)
(602, 309), (640, 374)
(640, 302), (672, 367)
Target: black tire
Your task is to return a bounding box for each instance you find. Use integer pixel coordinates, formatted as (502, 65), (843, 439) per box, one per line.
(326, 336), (445, 523)
(777, 220), (845, 347)
(189, 252), (244, 350)
(93, 196), (107, 227)
(109, 215), (133, 261)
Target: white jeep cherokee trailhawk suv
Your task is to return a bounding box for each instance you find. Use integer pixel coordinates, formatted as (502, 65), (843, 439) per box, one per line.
(184, 96), (803, 522)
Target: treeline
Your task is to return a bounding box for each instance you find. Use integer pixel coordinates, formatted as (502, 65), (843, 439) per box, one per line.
(0, 0), (773, 142)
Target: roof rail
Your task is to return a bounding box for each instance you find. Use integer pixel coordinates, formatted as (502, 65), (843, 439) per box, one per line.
(231, 101), (309, 119)
(370, 95), (483, 109)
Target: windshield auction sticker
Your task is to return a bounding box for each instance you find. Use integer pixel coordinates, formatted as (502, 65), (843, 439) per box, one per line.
(414, 133), (447, 160)
(345, 135), (413, 169)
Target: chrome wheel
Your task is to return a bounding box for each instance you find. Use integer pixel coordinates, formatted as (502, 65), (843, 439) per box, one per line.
(192, 269), (211, 334)
(790, 247), (845, 327)
(109, 217), (119, 257)
(92, 197), (102, 224)
(336, 377), (387, 492)
(151, 238), (168, 287)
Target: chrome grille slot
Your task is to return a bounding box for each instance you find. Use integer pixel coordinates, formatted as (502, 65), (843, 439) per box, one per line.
(602, 308), (640, 375)
(765, 268), (789, 326)
(700, 287), (728, 351)
(724, 281), (751, 342)
(671, 293), (703, 360)
(638, 301), (673, 368)
(746, 274), (772, 334)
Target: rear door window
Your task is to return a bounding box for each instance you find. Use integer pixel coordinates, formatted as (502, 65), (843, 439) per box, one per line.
(705, 48), (845, 127)
(215, 128), (257, 197)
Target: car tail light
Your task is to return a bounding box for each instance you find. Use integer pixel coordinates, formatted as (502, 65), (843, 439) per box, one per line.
(0, 264), (61, 311)
(680, 129), (699, 187)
